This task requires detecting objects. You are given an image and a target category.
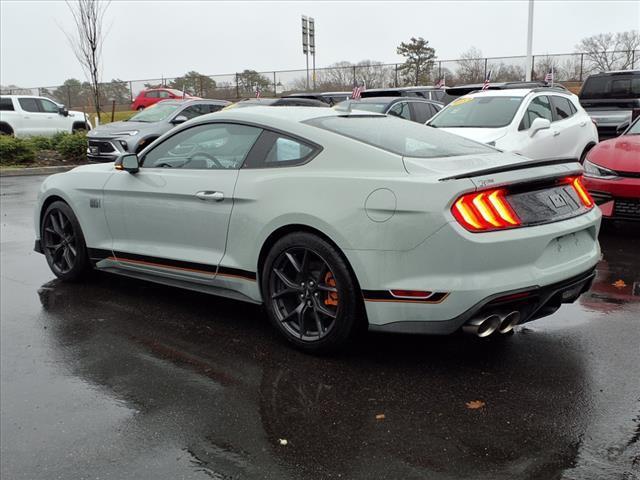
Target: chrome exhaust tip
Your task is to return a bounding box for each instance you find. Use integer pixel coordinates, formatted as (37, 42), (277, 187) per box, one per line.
(498, 311), (521, 334)
(462, 314), (501, 338)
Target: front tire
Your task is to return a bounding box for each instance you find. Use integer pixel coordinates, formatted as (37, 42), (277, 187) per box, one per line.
(261, 232), (363, 353)
(41, 201), (91, 281)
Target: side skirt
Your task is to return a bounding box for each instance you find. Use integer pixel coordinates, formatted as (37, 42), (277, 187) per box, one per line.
(96, 260), (262, 305)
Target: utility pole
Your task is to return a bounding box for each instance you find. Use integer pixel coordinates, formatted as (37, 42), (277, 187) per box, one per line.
(525, 0), (534, 81)
(302, 15), (309, 90)
(309, 17), (316, 90)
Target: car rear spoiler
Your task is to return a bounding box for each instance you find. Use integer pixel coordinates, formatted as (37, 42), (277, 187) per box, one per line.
(439, 157), (580, 181)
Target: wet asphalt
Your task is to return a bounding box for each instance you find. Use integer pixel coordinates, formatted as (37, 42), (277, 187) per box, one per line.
(1, 175), (639, 480)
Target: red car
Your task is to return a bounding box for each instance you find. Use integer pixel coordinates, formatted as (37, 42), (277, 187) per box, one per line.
(583, 117), (640, 221)
(130, 88), (197, 111)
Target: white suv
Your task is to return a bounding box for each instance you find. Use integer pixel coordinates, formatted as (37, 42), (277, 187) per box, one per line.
(0, 95), (91, 137)
(428, 88), (598, 161)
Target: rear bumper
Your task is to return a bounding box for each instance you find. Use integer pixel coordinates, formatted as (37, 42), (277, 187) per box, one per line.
(346, 208), (601, 332)
(369, 267), (596, 334)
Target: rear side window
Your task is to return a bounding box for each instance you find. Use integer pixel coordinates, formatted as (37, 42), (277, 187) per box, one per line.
(244, 130), (318, 168)
(305, 115), (494, 158)
(0, 98), (14, 111)
(145, 91), (159, 98)
(550, 96), (574, 121)
(388, 102), (412, 120)
(580, 74), (640, 99)
(18, 98), (40, 112)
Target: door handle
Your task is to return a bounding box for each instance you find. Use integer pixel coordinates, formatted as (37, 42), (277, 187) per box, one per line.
(195, 191), (224, 202)
(553, 130), (560, 137)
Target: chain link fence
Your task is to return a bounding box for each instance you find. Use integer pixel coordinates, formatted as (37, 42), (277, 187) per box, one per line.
(2, 50), (638, 112)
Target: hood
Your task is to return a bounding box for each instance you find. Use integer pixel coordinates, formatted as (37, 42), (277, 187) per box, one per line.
(435, 127), (509, 145)
(88, 120), (157, 137)
(587, 135), (640, 174)
(69, 162), (116, 174)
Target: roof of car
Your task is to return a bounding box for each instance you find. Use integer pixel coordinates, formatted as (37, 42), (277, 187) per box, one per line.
(351, 96), (440, 104)
(286, 92), (350, 97)
(156, 98), (231, 106)
(462, 88), (572, 98)
(364, 86), (439, 93)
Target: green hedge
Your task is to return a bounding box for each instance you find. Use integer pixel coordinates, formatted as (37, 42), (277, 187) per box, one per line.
(0, 132), (87, 165)
(54, 132), (87, 162)
(0, 136), (36, 165)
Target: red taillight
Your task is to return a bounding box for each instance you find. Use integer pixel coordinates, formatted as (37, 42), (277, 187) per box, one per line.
(570, 176), (594, 208)
(452, 188), (521, 232)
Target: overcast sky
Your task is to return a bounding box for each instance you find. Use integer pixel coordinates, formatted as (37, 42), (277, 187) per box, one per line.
(1, 0), (638, 87)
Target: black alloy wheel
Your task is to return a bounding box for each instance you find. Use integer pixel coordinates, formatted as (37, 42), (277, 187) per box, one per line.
(263, 232), (362, 352)
(41, 201), (90, 281)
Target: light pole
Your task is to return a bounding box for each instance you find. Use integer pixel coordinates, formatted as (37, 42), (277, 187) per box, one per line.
(302, 15), (309, 90)
(525, 0), (534, 81)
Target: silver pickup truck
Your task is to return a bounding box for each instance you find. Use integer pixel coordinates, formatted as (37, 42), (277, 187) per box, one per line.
(578, 70), (640, 140)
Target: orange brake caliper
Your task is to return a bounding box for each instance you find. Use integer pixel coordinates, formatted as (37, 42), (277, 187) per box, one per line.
(324, 271), (339, 307)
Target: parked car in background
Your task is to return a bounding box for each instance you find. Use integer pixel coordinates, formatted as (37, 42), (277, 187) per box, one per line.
(35, 106), (600, 352)
(130, 88), (198, 111)
(582, 116), (640, 221)
(579, 70), (640, 140)
(87, 99), (229, 162)
(283, 92), (351, 105)
(225, 97), (329, 109)
(428, 88), (598, 161)
(0, 95), (90, 136)
(337, 97), (442, 123)
(360, 86), (448, 103)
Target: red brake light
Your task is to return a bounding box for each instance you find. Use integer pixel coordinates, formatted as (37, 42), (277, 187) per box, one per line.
(571, 176), (594, 208)
(452, 188), (521, 232)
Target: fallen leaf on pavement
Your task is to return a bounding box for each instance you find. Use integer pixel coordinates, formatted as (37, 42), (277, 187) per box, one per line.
(466, 400), (485, 409)
(278, 439), (288, 445)
(612, 279), (627, 289)
(375, 414), (385, 420)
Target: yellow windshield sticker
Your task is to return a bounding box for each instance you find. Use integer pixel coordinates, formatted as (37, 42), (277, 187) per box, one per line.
(451, 97), (474, 106)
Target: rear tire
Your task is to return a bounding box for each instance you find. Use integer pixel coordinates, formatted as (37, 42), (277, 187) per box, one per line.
(261, 232), (363, 353)
(41, 201), (91, 282)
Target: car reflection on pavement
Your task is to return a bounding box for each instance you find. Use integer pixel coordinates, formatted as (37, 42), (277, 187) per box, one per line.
(37, 271), (592, 479)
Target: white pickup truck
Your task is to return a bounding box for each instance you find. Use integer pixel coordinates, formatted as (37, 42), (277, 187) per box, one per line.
(0, 95), (91, 137)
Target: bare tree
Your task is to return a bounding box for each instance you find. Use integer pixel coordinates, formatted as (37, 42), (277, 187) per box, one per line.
(456, 47), (486, 84)
(575, 30), (640, 72)
(64, 0), (110, 116)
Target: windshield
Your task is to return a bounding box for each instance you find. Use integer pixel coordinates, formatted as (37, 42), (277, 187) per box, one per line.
(430, 96), (523, 128)
(339, 102), (387, 113)
(581, 74), (640, 99)
(305, 115), (494, 158)
(128, 103), (179, 122)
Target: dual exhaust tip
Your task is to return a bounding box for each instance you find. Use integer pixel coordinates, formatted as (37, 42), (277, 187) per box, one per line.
(463, 311), (521, 338)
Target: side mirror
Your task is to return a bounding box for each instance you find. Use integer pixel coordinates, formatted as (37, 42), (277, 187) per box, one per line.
(172, 115), (188, 124)
(615, 120), (630, 136)
(115, 153), (139, 174)
(529, 117), (551, 137)
(58, 105), (69, 117)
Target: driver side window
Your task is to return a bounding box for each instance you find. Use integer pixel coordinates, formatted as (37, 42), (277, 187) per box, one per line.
(142, 123), (262, 170)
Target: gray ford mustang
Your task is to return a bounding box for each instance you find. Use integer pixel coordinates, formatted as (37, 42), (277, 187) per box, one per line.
(35, 106), (600, 352)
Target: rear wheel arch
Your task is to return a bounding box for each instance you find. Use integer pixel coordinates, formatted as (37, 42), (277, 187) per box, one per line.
(257, 224), (364, 301)
(0, 122), (14, 135)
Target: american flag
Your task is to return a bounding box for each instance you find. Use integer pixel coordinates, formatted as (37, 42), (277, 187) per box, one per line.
(482, 70), (492, 91)
(544, 67), (554, 85)
(255, 85), (261, 99)
(435, 76), (446, 89)
(351, 80), (363, 100)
